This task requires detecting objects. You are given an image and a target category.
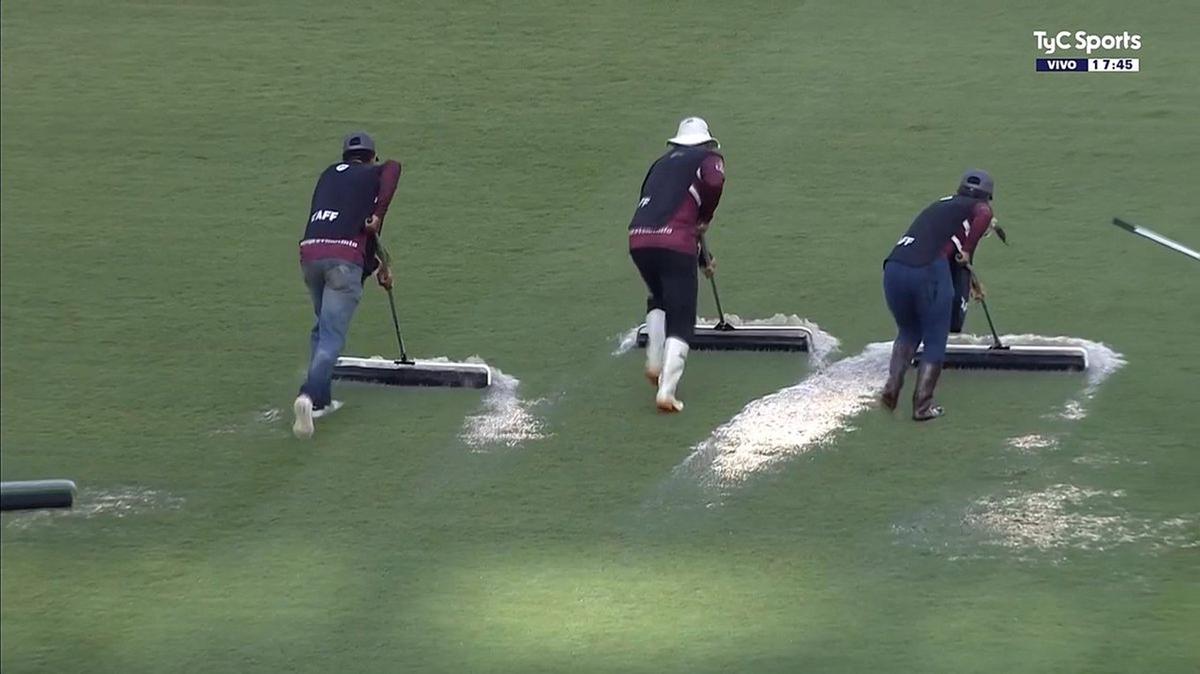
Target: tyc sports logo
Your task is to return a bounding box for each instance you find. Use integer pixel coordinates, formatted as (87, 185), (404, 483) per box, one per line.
(1034, 30), (1141, 73)
(1035, 31), (1141, 55)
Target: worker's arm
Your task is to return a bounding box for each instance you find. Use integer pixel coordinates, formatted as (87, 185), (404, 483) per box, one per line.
(696, 154), (725, 226)
(950, 201), (993, 263)
(365, 160), (403, 234)
(371, 235), (394, 289)
(698, 237), (716, 278)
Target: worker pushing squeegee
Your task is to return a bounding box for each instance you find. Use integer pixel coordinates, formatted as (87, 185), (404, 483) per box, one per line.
(880, 169), (1001, 421)
(626, 118), (814, 411)
(291, 131), (490, 441)
(630, 121), (811, 357)
(626, 117), (726, 413)
(292, 131), (401, 439)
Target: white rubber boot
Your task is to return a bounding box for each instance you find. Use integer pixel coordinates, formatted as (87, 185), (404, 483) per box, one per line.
(655, 337), (689, 413)
(292, 394), (315, 439)
(644, 309), (667, 386)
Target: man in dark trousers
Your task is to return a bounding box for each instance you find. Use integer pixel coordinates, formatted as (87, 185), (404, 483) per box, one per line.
(293, 131), (401, 439)
(628, 117), (725, 413)
(880, 169), (996, 420)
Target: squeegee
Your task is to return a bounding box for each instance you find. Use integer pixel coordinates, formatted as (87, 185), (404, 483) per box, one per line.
(914, 267), (1088, 371)
(331, 237), (491, 389)
(635, 236), (811, 352)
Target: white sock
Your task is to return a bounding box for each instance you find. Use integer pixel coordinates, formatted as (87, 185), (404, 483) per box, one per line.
(645, 309), (667, 375)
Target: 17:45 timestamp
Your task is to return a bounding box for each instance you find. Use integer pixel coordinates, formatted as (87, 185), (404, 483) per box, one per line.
(1089, 58), (1140, 72)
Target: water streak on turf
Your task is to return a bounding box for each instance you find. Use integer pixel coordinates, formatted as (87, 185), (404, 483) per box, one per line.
(1072, 453), (1150, 467)
(460, 366), (548, 450)
(3, 487), (185, 530)
(676, 342), (890, 485)
(679, 334), (1122, 486)
(893, 484), (1198, 559)
(1005, 433), (1058, 453)
(963, 484), (1198, 552)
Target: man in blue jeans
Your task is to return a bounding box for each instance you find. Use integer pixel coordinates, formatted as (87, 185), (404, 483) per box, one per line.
(293, 131), (402, 439)
(880, 169), (996, 421)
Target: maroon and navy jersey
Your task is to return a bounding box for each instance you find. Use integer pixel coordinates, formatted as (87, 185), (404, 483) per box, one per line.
(299, 160), (401, 266)
(886, 195), (992, 267)
(629, 147), (725, 256)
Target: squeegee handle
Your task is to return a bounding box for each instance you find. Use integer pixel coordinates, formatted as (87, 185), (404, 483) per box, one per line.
(977, 297), (1005, 350)
(699, 235), (733, 330)
(962, 261), (1005, 349)
(385, 287), (413, 364)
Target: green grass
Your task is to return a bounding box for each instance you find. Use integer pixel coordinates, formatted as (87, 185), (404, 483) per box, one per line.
(3, 0), (1199, 671)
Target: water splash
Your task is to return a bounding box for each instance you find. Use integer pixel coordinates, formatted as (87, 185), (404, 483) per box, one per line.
(612, 328), (639, 356)
(613, 313), (840, 365)
(208, 406), (287, 437)
(950, 334), (1125, 420)
(1005, 434), (1059, 453)
(718, 313), (842, 366)
(460, 367), (548, 450)
(676, 342), (890, 485)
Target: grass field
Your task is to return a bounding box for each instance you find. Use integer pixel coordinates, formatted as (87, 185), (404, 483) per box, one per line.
(2, 0), (1199, 671)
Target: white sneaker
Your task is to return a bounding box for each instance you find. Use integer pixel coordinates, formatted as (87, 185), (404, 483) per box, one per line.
(292, 394), (314, 439)
(655, 337), (689, 413)
(644, 309), (666, 386)
(311, 400), (343, 419)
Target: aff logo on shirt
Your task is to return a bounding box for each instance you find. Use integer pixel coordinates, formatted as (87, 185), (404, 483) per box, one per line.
(896, 236), (916, 247)
(310, 210), (340, 223)
(638, 197), (651, 208)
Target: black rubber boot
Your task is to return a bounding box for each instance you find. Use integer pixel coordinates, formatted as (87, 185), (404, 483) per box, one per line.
(881, 341), (917, 411)
(912, 362), (944, 421)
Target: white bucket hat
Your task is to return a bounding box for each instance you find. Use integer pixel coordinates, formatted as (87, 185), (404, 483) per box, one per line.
(668, 116), (718, 147)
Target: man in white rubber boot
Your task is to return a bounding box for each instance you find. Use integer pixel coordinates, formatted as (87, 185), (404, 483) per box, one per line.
(627, 117), (725, 412)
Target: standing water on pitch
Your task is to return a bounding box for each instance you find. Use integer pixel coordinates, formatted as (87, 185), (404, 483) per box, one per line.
(675, 336), (1124, 486)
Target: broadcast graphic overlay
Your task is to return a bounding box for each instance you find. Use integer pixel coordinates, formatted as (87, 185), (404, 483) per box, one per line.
(1034, 30), (1141, 73)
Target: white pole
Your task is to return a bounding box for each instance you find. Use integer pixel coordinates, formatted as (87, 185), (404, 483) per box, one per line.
(1113, 219), (1200, 263)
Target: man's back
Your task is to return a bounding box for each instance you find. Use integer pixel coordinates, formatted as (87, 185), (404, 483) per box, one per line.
(300, 161), (382, 265)
(886, 195), (979, 267)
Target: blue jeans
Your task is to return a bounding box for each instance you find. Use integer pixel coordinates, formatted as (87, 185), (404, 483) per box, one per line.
(300, 259), (363, 407)
(883, 257), (953, 363)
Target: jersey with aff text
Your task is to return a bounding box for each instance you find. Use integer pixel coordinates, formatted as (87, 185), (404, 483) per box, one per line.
(299, 161), (383, 266)
(885, 194), (993, 267)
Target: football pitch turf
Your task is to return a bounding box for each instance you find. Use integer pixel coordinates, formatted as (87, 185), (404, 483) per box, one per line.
(2, 0), (1198, 671)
